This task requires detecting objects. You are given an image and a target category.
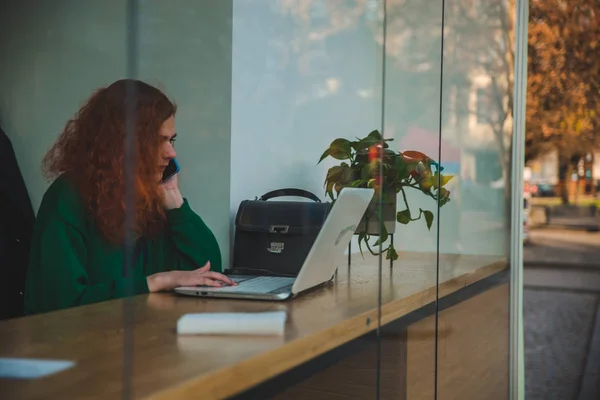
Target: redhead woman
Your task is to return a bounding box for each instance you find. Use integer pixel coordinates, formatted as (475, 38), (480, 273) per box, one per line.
(24, 79), (235, 315)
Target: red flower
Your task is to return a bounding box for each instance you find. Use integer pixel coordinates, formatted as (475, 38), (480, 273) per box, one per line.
(368, 144), (383, 162)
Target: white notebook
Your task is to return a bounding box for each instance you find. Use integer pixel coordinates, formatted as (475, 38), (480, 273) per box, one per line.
(176, 311), (287, 336)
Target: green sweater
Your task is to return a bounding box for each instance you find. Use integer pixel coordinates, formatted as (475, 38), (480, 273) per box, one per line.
(24, 175), (222, 315)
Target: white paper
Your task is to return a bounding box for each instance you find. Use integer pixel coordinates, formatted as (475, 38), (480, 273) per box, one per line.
(177, 311), (287, 336)
(0, 358), (75, 379)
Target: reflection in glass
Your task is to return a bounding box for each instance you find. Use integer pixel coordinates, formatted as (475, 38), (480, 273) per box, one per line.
(0, 0), (519, 398)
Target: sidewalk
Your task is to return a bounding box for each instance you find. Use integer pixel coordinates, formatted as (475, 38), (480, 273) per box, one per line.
(524, 228), (600, 269)
(523, 226), (600, 399)
(544, 217), (599, 231)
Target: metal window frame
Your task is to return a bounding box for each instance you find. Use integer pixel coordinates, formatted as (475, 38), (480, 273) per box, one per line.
(509, 0), (529, 399)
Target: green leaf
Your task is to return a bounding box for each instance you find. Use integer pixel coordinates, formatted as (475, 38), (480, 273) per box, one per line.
(326, 181), (335, 201)
(361, 164), (371, 181)
(431, 172), (454, 189)
(373, 223), (388, 246)
(318, 148), (331, 163)
(367, 130), (382, 141)
(356, 133), (391, 152)
(358, 232), (366, 257)
(423, 210), (434, 230)
(326, 165), (355, 188)
(350, 179), (365, 187)
(397, 209), (411, 224)
(340, 165), (355, 184)
(334, 182), (347, 194)
(329, 138), (352, 160)
(440, 174), (454, 186)
(395, 156), (409, 180)
(363, 234), (379, 256)
(386, 246), (399, 261)
(325, 166), (343, 186)
(350, 140), (361, 150)
(355, 137), (378, 151)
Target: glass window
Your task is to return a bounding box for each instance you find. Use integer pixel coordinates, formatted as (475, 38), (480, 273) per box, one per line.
(0, 0), (523, 398)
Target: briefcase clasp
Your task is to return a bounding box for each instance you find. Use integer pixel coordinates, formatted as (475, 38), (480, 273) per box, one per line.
(269, 225), (289, 234)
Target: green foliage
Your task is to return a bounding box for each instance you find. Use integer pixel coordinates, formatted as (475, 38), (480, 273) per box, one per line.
(319, 130), (453, 260)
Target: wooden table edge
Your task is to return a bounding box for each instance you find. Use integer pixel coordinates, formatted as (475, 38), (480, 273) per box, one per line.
(147, 260), (509, 400)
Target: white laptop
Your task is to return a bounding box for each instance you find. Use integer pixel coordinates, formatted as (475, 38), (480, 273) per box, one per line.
(174, 187), (375, 301)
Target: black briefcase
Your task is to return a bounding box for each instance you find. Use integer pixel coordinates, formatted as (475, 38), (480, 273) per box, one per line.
(232, 188), (332, 277)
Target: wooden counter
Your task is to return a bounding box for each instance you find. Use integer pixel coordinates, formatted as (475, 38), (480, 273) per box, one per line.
(0, 253), (507, 399)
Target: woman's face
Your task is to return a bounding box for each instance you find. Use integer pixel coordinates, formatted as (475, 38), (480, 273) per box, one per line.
(158, 115), (177, 179)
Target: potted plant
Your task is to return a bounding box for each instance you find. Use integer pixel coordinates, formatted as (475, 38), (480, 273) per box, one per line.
(318, 129), (453, 261)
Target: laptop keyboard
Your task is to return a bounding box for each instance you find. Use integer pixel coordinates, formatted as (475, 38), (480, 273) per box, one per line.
(220, 276), (295, 293)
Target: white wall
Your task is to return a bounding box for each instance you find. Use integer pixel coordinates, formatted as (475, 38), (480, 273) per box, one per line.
(229, 0), (384, 259)
(0, 0), (233, 265)
(230, 0), (383, 203)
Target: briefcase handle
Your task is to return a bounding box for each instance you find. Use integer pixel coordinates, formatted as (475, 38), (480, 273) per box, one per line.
(259, 188), (322, 203)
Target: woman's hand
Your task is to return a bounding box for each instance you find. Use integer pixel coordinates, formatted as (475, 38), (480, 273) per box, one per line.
(147, 262), (237, 292)
(161, 173), (184, 209)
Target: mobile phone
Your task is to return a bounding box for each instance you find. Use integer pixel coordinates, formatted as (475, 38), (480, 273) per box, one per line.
(161, 158), (180, 182)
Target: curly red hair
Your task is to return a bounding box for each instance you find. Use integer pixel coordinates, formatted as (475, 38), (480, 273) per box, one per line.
(43, 79), (177, 244)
